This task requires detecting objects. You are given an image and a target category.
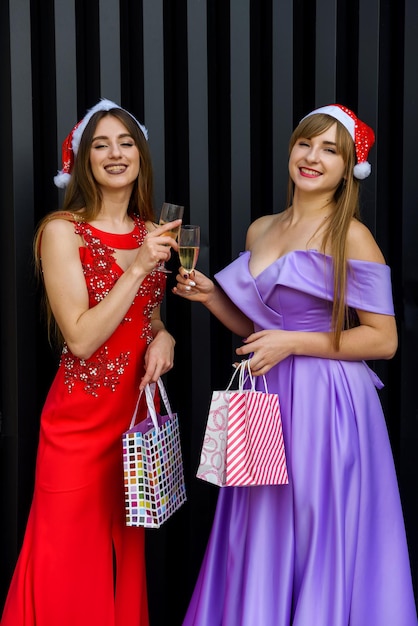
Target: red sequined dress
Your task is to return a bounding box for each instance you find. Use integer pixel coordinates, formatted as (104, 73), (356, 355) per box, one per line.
(1, 215), (166, 626)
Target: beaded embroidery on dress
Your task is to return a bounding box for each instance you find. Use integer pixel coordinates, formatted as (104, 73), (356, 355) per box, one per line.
(59, 215), (166, 396)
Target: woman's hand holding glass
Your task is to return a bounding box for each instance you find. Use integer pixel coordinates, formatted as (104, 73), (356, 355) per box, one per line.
(173, 267), (215, 304)
(138, 220), (182, 274)
(174, 224), (211, 301)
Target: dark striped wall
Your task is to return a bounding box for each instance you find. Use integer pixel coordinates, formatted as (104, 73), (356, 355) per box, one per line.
(1, 1), (417, 624)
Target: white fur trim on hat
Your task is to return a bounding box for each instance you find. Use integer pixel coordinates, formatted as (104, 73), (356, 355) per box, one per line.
(302, 105), (355, 140)
(71, 98), (148, 156)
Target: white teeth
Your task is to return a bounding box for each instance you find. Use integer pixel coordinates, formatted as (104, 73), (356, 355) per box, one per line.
(106, 165), (126, 173)
(300, 167), (320, 176)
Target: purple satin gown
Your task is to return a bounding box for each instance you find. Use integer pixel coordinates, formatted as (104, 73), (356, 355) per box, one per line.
(183, 250), (417, 626)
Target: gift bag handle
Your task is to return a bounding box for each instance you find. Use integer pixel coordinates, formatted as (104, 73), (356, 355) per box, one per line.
(225, 362), (245, 391)
(129, 378), (174, 431)
(226, 359), (268, 393)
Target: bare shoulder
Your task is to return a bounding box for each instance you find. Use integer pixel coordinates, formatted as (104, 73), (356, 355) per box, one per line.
(346, 219), (386, 264)
(42, 216), (77, 237)
(40, 217), (80, 258)
(246, 214), (276, 249)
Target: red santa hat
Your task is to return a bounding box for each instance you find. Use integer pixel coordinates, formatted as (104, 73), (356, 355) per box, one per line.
(301, 104), (375, 180)
(54, 98), (148, 188)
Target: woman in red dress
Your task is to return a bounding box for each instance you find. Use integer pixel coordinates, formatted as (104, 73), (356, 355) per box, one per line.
(1, 99), (180, 626)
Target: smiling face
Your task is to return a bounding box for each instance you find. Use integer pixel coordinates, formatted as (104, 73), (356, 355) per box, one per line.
(288, 122), (346, 195)
(89, 115), (140, 191)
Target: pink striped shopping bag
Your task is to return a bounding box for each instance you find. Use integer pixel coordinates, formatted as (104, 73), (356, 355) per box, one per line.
(197, 360), (288, 487)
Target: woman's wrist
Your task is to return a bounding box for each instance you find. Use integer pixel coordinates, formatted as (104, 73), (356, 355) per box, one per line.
(204, 283), (222, 309)
(291, 331), (304, 357)
(125, 262), (148, 285)
(152, 325), (175, 345)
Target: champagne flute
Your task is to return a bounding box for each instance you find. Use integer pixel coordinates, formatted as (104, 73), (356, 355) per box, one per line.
(157, 202), (184, 273)
(178, 225), (200, 274)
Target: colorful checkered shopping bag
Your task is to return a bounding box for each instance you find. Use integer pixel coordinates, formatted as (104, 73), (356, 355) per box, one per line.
(123, 378), (186, 528)
(197, 360), (288, 487)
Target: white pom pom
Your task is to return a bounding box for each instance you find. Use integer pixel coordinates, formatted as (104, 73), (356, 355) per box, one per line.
(353, 161), (371, 180)
(54, 172), (71, 188)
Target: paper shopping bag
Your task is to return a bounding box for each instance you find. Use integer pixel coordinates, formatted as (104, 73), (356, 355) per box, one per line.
(196, 388), (231, 485)
(123, 378), (187, 528)
(197, 361), (288, 487)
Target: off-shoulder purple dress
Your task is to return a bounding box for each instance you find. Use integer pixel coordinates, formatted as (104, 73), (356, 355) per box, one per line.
(183, 250), (417, 626)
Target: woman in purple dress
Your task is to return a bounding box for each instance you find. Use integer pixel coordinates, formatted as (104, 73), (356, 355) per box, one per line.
(174, 104), (417, 625)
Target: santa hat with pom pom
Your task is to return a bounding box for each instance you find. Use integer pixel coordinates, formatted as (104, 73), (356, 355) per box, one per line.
(301, 104), (375, 180)
(54, 99), (148, 188)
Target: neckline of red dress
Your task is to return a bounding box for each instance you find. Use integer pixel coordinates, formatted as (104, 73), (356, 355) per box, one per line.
(85, 218), (144, 249)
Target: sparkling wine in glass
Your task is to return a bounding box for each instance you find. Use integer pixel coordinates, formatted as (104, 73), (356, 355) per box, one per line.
(178, 225), (200, 274)
(157, 202), (184, 272)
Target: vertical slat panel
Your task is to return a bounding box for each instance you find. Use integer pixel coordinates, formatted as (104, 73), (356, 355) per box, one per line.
(272, 0), (294, 213)
(358, 0), (380, 230)
(293, 0), (316, 117)
(99, 0), (121, 102)
(0, 2), (15, 606)
(184, 0), (215, 598)
(188, 0), (209, 268)
(74, 0), (100, 109)
(249, 1), (272, 221)
(0, 0), (36, 606)
(8, 0), (36, 482)
(120, 0), (145, 118)
(401, 0), (418, 594)
(186, 1), (211, 437)
(230, 0), (251, 257)
(143, 0), (165, 212)
(54, 0), (77, 184)
(29, 1), (56, 193)
(141, 7), (170, 624)
(315, 0), (337, 102)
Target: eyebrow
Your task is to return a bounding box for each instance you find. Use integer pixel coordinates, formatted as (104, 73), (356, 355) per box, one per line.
(301, 136), (337, 147)
(92, 133), (134, 141)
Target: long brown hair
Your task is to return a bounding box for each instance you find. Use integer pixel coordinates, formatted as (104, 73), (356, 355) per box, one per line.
(34, 107), (155, 346)
(287, 113), (361, 349)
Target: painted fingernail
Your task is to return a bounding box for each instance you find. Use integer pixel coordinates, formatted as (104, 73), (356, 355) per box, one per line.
(185, 286), (191, 291)
(189, 281), (196, 287)
(183, 273), (189, 279)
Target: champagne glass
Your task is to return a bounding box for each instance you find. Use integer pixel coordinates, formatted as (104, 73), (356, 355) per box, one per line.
(178, 225), (200, 274)
(157, 202), (184, 273)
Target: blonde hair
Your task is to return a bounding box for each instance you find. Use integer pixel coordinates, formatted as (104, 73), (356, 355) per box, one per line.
(34, 108), (155, 347)
(287, 113), (361, 349)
